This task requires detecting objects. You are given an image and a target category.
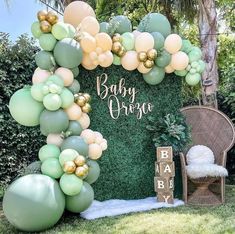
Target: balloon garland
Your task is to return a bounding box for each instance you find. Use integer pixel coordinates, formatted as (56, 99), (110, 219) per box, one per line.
(4, 1), (205, 232)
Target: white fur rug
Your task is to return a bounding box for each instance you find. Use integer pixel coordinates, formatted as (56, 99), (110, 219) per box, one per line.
(80, 197), (184, 220)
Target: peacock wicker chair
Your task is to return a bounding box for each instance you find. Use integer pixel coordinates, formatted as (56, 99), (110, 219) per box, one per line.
(180, 106), (235, 206)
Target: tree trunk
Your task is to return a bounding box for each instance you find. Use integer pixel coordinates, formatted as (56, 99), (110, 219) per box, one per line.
(198, 0), (218, 108)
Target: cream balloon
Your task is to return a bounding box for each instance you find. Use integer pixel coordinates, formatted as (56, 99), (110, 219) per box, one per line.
(132, 30), (141, 39)
(80, 34), (96, 53)
(121, 51), (139, 71)
(98, 54), (106, 63)
(46, 133), (64, 147)
(64, 1), (96, 28)
(95, 33), (112, 51)
(137, 62), (152, 74)
(65, 103), (82, 120)
(89, 51), (98, 61)
(80, 129), (95, 144)
(82, 53), (97, 70)
(99, 51), (113, 68)
(95, 136), (103, 144)
(135, 32), (154, 52)
(170, 51), (189, 70)
(100, 139), (107, 151)
(55, 67), (74, 86)
(80, 16), (100, 36)
(94, 131), (103, 139)
(32, 68), (51, 84)
(164, 34), (182, 54)
(77, 113), (90, 129)
(88, 143), (103, 160)
(165, 64), (175, 73)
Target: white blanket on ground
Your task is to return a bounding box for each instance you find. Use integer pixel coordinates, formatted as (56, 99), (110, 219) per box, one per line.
(80, 197), (184, 220)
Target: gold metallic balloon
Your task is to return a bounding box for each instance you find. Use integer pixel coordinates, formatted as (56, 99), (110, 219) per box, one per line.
(83, 164), (89, 172)
(83, 93), (91, 103)
(82, 103), (92, 113)
(112, 33), (121, 42)
(37, 10), (48, 22)
(112, 42), (122, 53)
(138, 52), (148, 62)
(46, 11), (58, 25)
(40, 20), (52, 33)
(74, 155), (86, 167)
(76, 95), (86, 107)
(117, 47), (126, 57)
(75, 166), (88, 178)
(63, 161), (76, 174)
(147, 49), (157, 60)
(144, 59), (154, 68)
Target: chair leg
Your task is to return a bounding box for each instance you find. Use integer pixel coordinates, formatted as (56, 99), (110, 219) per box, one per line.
(221, 177), (225, 203)
(183, 177), (188, 204)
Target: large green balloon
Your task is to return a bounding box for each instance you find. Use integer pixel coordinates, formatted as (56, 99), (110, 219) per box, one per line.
(31, 21), (42, 38)
(52, 22), (69, 40)
(31, 83), (45, 102)
(67, 80), (80, 94)
(121, 32), (135, 51)
(109, 15), (132, 34)
(65, 182), (94, 213)
(70, 67), (79, 78)
(154, 50), (171, 67)
(40, 109), (69, 136)
(61, 136), (89, 156)
(66, 120), (83, 136)
(100, 22), (109, 33)
(3, 174), (65, 232)
(60, 88), (74, 108)
(151, 32), (165, 50)
(9, 87), (44, 126)
(59, 174), (83, 196)
(35, 51), (55, 70)
(181, 40), (193, 54)
(39, 33), (57, 51)
(185, 73), (201, 86)
(43, 93), (62, 111)
(41, 158), (63, 179)
(53, 38), (83, 68)
(59, 149), (78, 166)
(138, 13), (171, 38)
(143, 66), (165, 85)
(39, 144), (60, 162)
(84, 160), (100, 184)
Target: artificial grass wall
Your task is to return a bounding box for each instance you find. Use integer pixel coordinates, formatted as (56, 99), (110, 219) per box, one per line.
(78, 65), (183, 200)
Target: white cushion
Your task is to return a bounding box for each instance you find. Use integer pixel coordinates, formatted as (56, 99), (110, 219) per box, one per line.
(186, 145), (214, 165)
(186, 164), (228, 179)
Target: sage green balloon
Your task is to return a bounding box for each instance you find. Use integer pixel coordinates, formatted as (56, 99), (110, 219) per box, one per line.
(53, 38), (83, 68)
(31, 83), (45, 102)
(121, 32), (135, 50)
(84, 160), (100, 184)
(39, 33), (57, 51)
(151, 32), (165, 50)
(60, 88), (74, 108)
(188, 48), (202, 63)
(59, 149), (78, 166)
(40, 109), (69, 136)
(39, 144), (60, 162)
(198, 60), (206, 73)
(154, 50), (171, 67)
(47, 75), (64, 87)
(59, 174), (83, 196)
(113, 54), (121, 65)
(35, 51), (55, 70)
(66, 120), (83, 136)
(66, 24), (76, 38)
(24, 161), (42, 175)
(185, 73), (201, 86)
(61, 136), (89, 156)
(3, 174), (65, 232)
(31, 21), (42, 38)
(9, 87), (44, 126)
(181, 40), (193, 54)
(70, 67), (79, 77)
(109, 15), (132, 34)
(65, 182), (94, 213)
(100, 22), (109, 33)
(41, 158), (63, 179)
(52, 22), (69, 40)
(43, 93), (62, 111)
(68, 80), (80, 94)
(143, 66), (165, 85)
(174, 70), (188, 77)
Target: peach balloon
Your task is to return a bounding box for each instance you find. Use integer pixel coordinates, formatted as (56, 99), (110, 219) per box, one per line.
(32, 68), (51, 84)
(94, 131), (103, 139)
(137, 62), (152, 74)
(89, 51), (98, 60)
(65, 103), (82, 120)
(100, 139), (108, 151)
(95, 33), (112, 51)
(46, 133), (64, 147)
(95, 136), (103, 144)
(55, 67), (74, 86)
(81, 129), (95, 144)
(96, 47), (103, 55)
(80, 34), (96, 53)
(77, 113), (90, 129)
(99, 51), (113, 68)
(98, 54), (106, 63)
(80, 16), (100, 36)
(132, 30), (141, 39)
(64, 1), (96, 28)
(164, 34), (182, 54)
(165, 64), (175, 73)
(82, 53), (97, 70)
(88, 143), (103, 160)
(121, 51), (139, 71)
(135, 32), (154, 52)
(170, 51), (189, 70)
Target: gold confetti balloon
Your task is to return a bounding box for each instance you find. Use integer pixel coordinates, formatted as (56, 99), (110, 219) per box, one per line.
(46, 11), (58, 25)
(83, 164), (89, 172)
(76, 95), (86, 107)
(144, 59), (154, 68)
(75, 166), (88, 178)
(82, 103), (92, 113)
(112, 33), (121, 42)
(40, 20), (52, 33)
(147, 49), (157, 60)
(74, 155), (86, 167)
(37, 10), (48, 21)
(138, 52), (148, 62)
(117, 47), (126, 57)
(83, 93), (91, 103)
(63, 161), (76, 174)
(112, 42), (122, 53)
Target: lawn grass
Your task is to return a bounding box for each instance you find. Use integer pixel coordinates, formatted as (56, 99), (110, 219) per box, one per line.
(0, 185), (235, 234)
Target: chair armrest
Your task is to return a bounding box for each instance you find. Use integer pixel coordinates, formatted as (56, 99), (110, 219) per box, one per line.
(220, 151), (228, 167)
(179, 152), (188, 203)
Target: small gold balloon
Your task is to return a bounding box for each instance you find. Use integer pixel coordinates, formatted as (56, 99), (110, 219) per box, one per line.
(83, 93), (91, 103)
(138, 52), (148, 62)
(83, 164), (89, 172)
(74, 155), (86, 167)
(37, 10), (48, 21)
(76, 95), (86, 107)
(147, 49), (157, 60)
(112, 42), (122, 53)
(117, 47), (126, 57)
(40, 20), (52, 33)
(82, 103), (92, 113)
(63, 161), (76, 174)
(75, 166), (88, 178)
(144, 59), (154, 68)
(46, 11), (58, 25)
(112, 33), (121, 42)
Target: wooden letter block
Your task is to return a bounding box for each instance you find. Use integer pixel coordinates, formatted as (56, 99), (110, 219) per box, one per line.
(154, 177), (174, 192)
(156, 147), (173, 162)
(155, 162), (175, 177)
(157, 191), (174, 204)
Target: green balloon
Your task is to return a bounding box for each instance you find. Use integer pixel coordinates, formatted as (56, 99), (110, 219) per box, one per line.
(66, 120), (83, 136)
(41, 158), (63, 179)
(174, 70), (188, 77)
(138, 13), (171, 38)
(100, 22), (109, 33)
(70, 67), (79, 77)
(9, 87), (44, 127)
(35, 51), (55, 70)
(43, 93), (62, 111)
(198, 60), (206, 73)
(65, 182), (94, 213)
(61, 136), (89, 156)
(188, 49), (202, 63)
(189, 68), (197, 74)
(59, 174), (83, 196)
(54, 38), (83, 68)
(3, 174), (65, 232)
(154, 50), (171, 67)
(121, 32), (135, 50)
(60, 88), (74, 108)
(39, 144), (60, 162)
(31, 83), (45, 102)
(143, 66), (165, 85)
(39, 33), (57, 51)
(31, 21), (42, 38)
(66, 24), (76, 38)
(59, 149), (78, 166)
(151, 32), (165, 50)
(84, 160), (100, 184)
(185, 73), (201, 86)
(109, 15), (132, 34)
(191, 61), (199, 68)
(24, 161), (42, 175)
(40, 109), (69, 136)
(181, 40), (193, 54)
(113, 54), (121, 65)
(52, 22), (69, 40)
(68, 80), (80, 94)
(47, 75), (64, 87)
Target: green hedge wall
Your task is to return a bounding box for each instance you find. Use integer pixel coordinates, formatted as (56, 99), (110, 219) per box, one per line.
(78, 66), (183, 200)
